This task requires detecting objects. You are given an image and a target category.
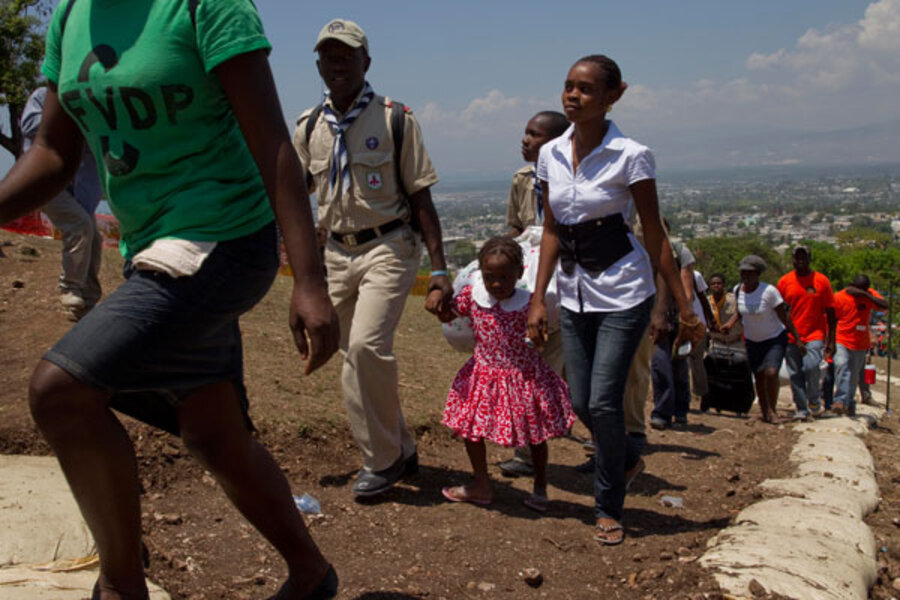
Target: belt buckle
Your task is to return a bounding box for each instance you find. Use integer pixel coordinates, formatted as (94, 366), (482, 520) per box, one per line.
(343, 233), (357, 247)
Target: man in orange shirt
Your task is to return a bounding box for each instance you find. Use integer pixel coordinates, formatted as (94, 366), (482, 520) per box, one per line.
(832, 274), (888, 416)
(776, 246), (836, 419)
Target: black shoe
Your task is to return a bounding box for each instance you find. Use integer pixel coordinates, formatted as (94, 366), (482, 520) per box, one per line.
(352, 457), (406, 497)
(305, 566), (339, 600)
(650, 417), (668, 431)
(672, 417), (688, 431)
(402, 451), (419, 477)
(269, 565), (338, 600)
(574, 456), (596, 473)
(499, 458), (535, 477)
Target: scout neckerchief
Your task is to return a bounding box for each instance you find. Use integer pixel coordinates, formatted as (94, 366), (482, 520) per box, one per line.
(711, 292), (726, 328)
(323, 82), (375, 201)
(531, 167), (543, 222)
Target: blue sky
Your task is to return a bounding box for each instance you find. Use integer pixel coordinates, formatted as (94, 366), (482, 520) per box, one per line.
(3, 0), (899, 180)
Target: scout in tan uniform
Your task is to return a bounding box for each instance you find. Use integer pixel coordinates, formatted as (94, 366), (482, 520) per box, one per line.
(505, 112), (569, 237)
(293, 19), (452, 497)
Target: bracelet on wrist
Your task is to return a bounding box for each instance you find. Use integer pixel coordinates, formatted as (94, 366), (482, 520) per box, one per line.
(678, 315), (702, 327)
(430, 270), (448, 277)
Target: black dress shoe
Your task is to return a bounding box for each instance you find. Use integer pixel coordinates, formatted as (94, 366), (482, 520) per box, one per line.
(353, 456), (407, 497)
(574, 456), (596, 473)
(402, 451), (419, 477)
(269, 565), (338, 600)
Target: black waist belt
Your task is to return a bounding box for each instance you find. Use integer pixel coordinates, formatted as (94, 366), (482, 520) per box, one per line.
(330, 218), (404, 247)
(557, 213), (633, 276)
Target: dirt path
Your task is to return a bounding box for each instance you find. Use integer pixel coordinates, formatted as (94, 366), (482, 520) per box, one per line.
(3, 230), (899, 599)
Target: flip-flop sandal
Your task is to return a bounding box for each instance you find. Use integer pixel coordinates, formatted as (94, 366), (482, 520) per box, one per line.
(442, 486), (492, 506)
(522, 493), (548, 513)
(594, 522), (625, 546)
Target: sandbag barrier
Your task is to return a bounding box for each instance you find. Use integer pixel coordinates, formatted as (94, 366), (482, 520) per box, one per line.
(700, 389), (886, 599)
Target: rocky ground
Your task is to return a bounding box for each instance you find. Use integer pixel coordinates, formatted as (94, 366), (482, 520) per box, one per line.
(3, 230), (900, 599)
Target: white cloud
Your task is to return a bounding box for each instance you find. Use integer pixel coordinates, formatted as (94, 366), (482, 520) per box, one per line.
(417, 89), (556, 137)
(423, 0), (900, 173)
(858, 0), (900, 53)
(745, 0), (900, 88)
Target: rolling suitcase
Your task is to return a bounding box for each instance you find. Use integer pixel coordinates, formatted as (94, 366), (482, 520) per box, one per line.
(700, 343), (755, 415)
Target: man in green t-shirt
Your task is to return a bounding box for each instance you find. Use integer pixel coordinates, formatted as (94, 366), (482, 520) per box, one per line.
(0, 1), (339, 597)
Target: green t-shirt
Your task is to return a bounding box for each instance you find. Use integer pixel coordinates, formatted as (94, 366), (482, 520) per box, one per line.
(42, 0), (274, 258)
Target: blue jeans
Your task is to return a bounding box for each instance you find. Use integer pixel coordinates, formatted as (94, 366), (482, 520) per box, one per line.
(651, 327), (691, 423)
(784, 339), (824, 413)
(834, 344), (867, 410)
(559, 296), (653, 521)
(45, 222), (278, 435)
(822, 361), (835, 409)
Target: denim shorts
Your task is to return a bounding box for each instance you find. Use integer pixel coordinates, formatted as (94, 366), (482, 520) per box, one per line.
(44, 222), (278, 435)
(745, 330), (788, 374)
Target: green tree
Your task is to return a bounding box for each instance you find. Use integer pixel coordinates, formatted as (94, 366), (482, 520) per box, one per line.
(836, 227), (893, 251)
(0, 0), (51, 159)
(448, 239), (477, 268)
(690, 235), (786, 287)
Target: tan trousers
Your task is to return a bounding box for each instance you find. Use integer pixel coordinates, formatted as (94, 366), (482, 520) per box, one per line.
(325, 227), (420, 472)
(688, 334), (709, 398)
(624, 324), (653, 436)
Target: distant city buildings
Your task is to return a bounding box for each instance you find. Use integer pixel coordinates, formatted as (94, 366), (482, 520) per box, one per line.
(433, 172), (900, 267)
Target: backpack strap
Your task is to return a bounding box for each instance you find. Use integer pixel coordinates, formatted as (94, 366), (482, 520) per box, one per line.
(304, 104), (324, 145)
(301, 104), (325, 189)
(388, 100), (421, 231)
(389, 101), (407, 198)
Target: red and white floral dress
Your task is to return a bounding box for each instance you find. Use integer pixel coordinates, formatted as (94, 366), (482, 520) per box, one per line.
(442, 284), (575, 447)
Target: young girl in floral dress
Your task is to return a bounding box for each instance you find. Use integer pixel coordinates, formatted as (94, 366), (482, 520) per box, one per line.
(440, 236), (575, 512)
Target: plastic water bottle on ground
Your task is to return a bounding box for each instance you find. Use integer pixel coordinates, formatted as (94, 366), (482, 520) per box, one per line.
(293, 493), (322, 515)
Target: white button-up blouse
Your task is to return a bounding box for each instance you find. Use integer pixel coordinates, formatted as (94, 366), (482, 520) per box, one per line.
(536, 121), (657, 313)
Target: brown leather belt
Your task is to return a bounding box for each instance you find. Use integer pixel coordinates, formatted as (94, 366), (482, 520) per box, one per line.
(330, 218), (404, 247)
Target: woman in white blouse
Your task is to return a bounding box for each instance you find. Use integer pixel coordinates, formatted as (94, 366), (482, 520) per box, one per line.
(721, 255), (805, 424)
(527, 54), (703, 546)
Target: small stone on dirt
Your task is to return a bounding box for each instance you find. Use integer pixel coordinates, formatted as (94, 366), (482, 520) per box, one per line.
(162, 443), (181, 458)
(154, 512), (183, 525)
(476, 581), (496, 592)
(748, 578), (767, 596)
(521, 568), (543, 587)
(12, 280), (24, 288)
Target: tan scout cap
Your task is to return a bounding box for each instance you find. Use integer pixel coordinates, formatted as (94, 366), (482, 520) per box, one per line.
(314, 19), (369, 54)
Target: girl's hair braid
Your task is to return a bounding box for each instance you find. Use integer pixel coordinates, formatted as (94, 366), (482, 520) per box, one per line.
(478, 236), (524, 270)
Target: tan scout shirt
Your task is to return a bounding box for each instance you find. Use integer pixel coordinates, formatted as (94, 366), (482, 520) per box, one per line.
(506, 165), (538, 232)
(292, 92), (438, 234)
